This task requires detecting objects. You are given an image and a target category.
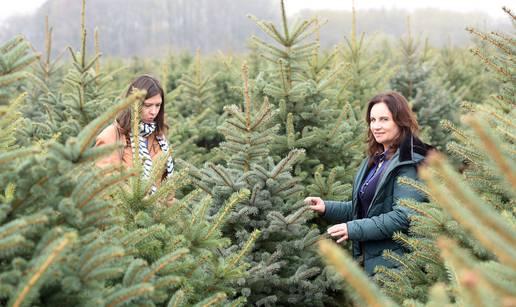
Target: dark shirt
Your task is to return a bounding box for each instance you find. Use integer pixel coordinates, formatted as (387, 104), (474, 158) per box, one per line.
(358, 152), (391, 218)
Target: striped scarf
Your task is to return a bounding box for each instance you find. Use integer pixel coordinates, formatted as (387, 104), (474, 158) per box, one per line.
(130, 122), (174, 194)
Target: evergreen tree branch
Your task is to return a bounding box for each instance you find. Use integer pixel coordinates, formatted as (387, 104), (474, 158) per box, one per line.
(78, 170), (137, 209)
(167, 289), (187, 307)
(466, 116), (515, 191)
(203, 189), (250, 240)
(105, 283), (154, 307)
(318, 240), (398, 307)
(9, 232), (76, 307)
(466, 27), (513, 55)
(227, 229), (260, 268)
(270, 149), (305, 179)
(470, 48), (511, 78)
(193, 292), (227, 307)
(421, 154), (516, 267)
(142, 248), (189, 282)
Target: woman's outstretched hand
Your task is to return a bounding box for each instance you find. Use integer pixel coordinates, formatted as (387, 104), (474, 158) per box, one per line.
(304, 197), (326, 214)
(327, 223), (349, 243)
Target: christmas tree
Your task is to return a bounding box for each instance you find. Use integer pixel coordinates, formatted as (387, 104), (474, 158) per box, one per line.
(249, 0), (364, 204)
(20, 1), (122, 144)
(389, 17), (461, 149)
(183, 63), (344, 306)
(1, 1), (258, 305)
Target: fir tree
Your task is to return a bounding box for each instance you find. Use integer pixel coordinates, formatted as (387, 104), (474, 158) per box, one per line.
(166, 50), (226, 166)
(110, 100), (259, 304)
(183, 63), (344, 306)
(0, 35), (40, 152)
(339, 1), (391, 110)
(330, 0), (392, 190)
(0, 86), (256, 306)
(25, 16), (66, 103)
(434, 40), (495, 106)
(249, 0), (358, 202)
(1, 1), (258, 305)
(0, 36), (40, 104)
(0, 90), (148, 306)
(20, 1), (122, 144)
(389, 17), (460, 149)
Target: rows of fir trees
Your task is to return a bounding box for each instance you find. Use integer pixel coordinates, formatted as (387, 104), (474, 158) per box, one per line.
(0, 1), (262, 306)
(1, 0), (510, 306)
(319, 6), (515, 307)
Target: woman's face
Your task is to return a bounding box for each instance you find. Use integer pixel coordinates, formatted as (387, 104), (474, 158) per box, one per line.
(141, 94), (162, 123)
(369, 102), (400, 150)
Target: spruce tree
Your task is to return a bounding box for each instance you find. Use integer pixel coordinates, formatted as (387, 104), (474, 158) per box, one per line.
(389, 17), (460, 149)
(330, 1), (392, 190)
(20, 1), (122, 144)
(0, 36), (39, 152)
(434, 40), (495, 106)
(249, 0), (360, 202)
(0, 90), (147, 306)
(0, 36), (40, 105)
(339, 1), (391, 111)
(183, 63), (343, 306)
(0, 34), (39, 156)
(1, 1), (258, 305)
(25, 16), (66, 103)
(165, 50), (226, 167)
(1, 87), (257, 306)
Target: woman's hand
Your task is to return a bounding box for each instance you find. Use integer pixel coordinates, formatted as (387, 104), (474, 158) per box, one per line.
(304, 197), (325, 214)
(327, 223), (349, 243)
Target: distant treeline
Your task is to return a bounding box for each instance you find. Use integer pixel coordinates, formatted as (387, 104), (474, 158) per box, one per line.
(0, 0), (511, 57)
(297, 8), (511, 49)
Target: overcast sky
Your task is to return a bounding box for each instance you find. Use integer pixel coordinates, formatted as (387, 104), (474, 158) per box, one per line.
(0, 0), (510, 22)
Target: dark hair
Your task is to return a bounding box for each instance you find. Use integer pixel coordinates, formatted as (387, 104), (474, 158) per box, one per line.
(365, 91), (419, 160)
(115, 74), (167, 136)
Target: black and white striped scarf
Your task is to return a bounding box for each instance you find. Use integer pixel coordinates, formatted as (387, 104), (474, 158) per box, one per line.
(130, 122), (174, 194)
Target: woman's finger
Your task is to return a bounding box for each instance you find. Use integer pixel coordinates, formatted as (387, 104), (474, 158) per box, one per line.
(329, 231), (346, 237)
(328, 228), (346, 235)
(336, 236), (348, 243)
(327, 224), (344, 232)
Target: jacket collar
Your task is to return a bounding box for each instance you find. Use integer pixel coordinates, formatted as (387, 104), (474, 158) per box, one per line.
(398, 133), (433, 163)
(352, 133), (433, 203)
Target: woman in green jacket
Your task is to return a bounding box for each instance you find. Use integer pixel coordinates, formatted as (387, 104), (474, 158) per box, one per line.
(305, 91), (433, 276)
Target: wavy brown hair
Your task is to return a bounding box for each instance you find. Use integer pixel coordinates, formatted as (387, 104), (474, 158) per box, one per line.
(115, 74), (167, 136)
(365, 91), (419, 161)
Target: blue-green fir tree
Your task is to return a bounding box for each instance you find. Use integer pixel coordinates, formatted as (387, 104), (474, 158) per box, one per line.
(0, 35), (40, 152)
(249, 1), (363, 200)
(389, 17), (461, 149)
(165, 50), (227, 167)
(0, 1), (258, 305)
(183, 63), (346, 306)
(20, 1), (122, 144)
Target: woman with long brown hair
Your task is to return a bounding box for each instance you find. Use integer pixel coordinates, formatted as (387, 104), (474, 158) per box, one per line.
(95, 75), (173, 193)
(305, 91), (433, 276)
